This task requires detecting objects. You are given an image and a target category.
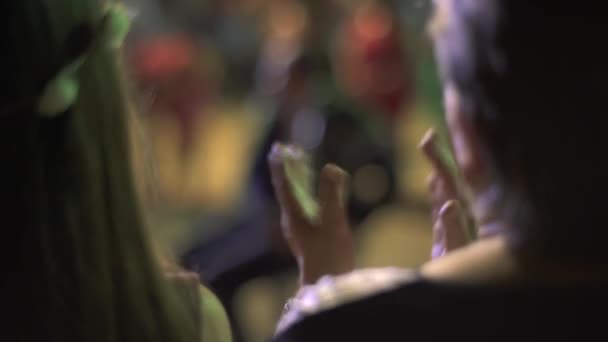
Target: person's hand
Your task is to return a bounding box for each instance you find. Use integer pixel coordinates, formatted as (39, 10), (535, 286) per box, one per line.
(268, 143), (354, 285)
(419, 129), (474, 258)
(429, 200), (471, 259)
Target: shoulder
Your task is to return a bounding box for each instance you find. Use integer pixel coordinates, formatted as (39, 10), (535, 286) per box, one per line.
(276, 267), (418, 335)
(275, 237), (516, 338)
(274, 267), (455, 341)
(420, 235), (516, 285)
(199, 285), (232, 342)
(165, 271), (233, 342)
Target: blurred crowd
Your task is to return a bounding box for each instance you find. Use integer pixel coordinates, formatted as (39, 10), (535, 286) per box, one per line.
(122, 1), (438, 339)
(6, 0), (608, 341)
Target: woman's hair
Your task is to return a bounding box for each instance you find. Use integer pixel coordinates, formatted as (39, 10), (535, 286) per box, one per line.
(433, 0), (608, 262)
(1, 1), (199, 341)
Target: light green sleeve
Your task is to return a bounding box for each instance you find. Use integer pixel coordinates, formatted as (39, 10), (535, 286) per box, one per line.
(199, 286), (232, 342)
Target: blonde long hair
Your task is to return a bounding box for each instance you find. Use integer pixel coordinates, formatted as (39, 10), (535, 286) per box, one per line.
(1, 1), (200, 341)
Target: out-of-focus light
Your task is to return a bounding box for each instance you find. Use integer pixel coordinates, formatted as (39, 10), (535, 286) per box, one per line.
(354, 4), (393, 41)
(290, 108), (326, 150)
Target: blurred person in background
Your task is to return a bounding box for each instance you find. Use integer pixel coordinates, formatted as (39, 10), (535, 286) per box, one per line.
(128, 0), (261, 95)
(190, 0), (262, 95)
(181, 0), (400, 339)
(129, 33), (222, 168)
(270, 0), (608, 340)
(332, 0), (415, 125)
(330, 0), (416, 205)
(180, 3), (314, 339)
(0, 1), (230, 341)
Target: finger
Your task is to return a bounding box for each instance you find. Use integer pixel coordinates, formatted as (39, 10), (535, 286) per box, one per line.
(431, 219), (446, 259)
(431, 213), (444, 244)
(428, 172), (441, 221)
(432, 178), (456, 209)
(438, 200), (470, 252)
(419, 129), (458, 193)
(426, 172), (439, 194)
(419, 129), (449, 175)
(319, 164), (349, 229)
(268, 142), (308, 226)
(427, 172), (452, 221)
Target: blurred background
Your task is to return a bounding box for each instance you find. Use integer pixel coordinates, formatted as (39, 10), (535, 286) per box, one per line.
(124, 0), (445, 340)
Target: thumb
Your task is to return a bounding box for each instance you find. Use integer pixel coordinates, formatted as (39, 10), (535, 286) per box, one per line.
(439, 200), (471, 252)
(318, 164), (349, 227)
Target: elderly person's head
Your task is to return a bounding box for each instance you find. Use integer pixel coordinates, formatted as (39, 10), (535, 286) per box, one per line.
(430, 0), (607, 264)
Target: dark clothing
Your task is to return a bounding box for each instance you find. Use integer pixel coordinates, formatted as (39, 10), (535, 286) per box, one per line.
(275, 279), (608, 341)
